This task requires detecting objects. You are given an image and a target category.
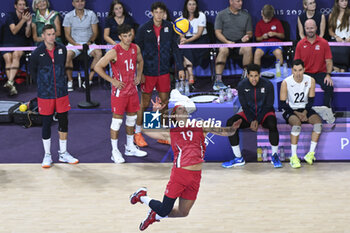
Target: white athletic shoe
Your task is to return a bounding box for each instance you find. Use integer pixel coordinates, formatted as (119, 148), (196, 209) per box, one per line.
(111, 149), (125, 163)
(313, 106), (335, 124)
(58, 151), (79, 164)
(42, 153), (53, 168)
(125, 144), (147, 157)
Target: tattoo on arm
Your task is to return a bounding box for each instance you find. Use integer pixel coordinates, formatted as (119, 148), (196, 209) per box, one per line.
(206, 127), (236, 136)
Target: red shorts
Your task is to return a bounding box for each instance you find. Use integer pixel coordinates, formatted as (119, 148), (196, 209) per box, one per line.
(237, 111), (276, 124)
(164, 167), (202, 200)
(111, 93), (140, 115)
(141, 73), (170, 93)
(38, 96), (71, 116)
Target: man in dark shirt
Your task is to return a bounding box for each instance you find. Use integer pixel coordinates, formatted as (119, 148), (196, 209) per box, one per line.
(223, 64), (281, 168)
(30, 25), (79, 168)
(134, 2), (185, 147)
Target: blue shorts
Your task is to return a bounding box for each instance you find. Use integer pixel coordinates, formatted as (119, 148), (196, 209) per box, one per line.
(255, 46), (282, 56)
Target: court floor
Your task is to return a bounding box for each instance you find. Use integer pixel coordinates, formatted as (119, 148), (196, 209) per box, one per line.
(0, 162), (349, 233)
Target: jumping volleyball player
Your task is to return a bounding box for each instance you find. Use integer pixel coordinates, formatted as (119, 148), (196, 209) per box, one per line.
(95, 24), (147, 163)
(130, 98), (242, 231)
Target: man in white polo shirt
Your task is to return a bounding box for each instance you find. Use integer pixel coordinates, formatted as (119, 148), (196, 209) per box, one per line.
(63, 0), (102, 91)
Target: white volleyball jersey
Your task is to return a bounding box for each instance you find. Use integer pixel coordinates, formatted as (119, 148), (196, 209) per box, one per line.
(285, 74), (312, 109)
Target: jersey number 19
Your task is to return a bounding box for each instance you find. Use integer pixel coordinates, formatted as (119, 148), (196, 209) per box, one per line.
(180, 130), (193, 141)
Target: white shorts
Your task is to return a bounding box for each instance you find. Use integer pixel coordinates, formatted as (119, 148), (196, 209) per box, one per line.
(67, 42), (99, 58)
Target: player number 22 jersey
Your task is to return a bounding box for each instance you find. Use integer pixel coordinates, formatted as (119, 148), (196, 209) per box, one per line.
(285, 74), (312, 109)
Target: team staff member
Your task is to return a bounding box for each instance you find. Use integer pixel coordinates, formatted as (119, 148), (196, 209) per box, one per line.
(134, 1), (185, 147)
(30, 24), (79, 168)
(223, 64), (282, 168)
(294, 19), (334, 109)
(130, 98), (242, 231)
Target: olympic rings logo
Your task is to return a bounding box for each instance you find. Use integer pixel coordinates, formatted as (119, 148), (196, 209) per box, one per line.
(320, 8), (332, 15)
(145, 10), (153, 18)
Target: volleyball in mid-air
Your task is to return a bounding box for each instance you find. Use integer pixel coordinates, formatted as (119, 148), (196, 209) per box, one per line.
(173, 17), (190, 35)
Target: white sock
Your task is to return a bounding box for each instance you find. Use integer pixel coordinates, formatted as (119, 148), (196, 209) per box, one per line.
(140, 196), (151, 206)
(135, 124), (142, 133)
(309, 141), (317, 153)
(42, 138), (51, 154)
(111, 139), (118, 151)
(271, 145), (278, 155)
(155, 214), (167, 220)
(231, 146), (242, 158)
(291, 144), (297, 156)
(135, 124), (142, 134)
(59, 139), (67, 153)
(126, 135), (134, 148)
(215, 74), (222, 82)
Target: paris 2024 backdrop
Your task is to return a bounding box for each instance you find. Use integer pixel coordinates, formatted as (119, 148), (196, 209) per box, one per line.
(1, 0), (333, 40)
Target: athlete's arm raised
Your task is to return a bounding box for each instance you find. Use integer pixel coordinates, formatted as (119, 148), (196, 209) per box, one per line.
(142, 97), (171, 142)
(142, 128), (171, 143)
(203, 119), (241, 137)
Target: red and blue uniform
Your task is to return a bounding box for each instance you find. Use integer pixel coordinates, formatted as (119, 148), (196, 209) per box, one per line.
(30, 42), (70, 115)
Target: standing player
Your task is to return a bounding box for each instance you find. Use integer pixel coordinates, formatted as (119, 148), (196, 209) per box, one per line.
(30, 24), (79, 168)
(130, 98), (242, 231)
(223, 64), (282, 168)
(280, 59), (323, 168)
(134, 1), (185, 147)
(94, 24), (147, 163)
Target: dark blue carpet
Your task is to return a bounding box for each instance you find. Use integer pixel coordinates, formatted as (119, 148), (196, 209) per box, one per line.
(0, 81), (173, 163)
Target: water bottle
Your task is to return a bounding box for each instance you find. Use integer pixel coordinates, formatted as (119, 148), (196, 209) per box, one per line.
(257, 147), (263, 162)
(226, 85), (233, 101)
(184, 80), (190, 96)
(78, 72), (82, 88)
(280, 146), (285, 161)
(283, 62), (288, 77)
(275, 59), (281, 77)
(262, 147), (268, 161)
(219, 90), (225, 103)
(179, 80), (184, 94)
(175, 80), (180, 91)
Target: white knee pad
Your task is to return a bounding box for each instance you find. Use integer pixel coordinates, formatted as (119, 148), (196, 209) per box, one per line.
(291, 125), (301, 136)
(313, 123), (322, 134)
(111, 118), (123, 131)
(125, 115), (137, 127)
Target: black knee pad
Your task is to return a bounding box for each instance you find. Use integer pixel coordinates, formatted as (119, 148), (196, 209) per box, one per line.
(42, 115), (53, 139)
(57, 112), (68, 132)
(149, 196), (176, 217)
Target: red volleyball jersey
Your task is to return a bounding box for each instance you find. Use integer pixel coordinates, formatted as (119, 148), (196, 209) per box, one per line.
(170, 126), (206, 168)
(110, 43), (138, 97)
